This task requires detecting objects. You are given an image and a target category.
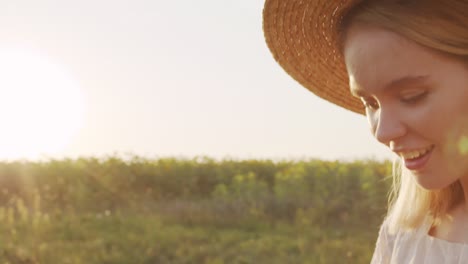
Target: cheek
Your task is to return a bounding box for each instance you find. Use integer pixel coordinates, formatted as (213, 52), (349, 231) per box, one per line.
(435, 103), (468, 175)
(443, 118), (468, 160)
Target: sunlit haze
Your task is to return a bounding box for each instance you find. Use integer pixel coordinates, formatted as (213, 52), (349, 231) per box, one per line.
(0, 0), (394, 162)
(0, 47), (85, 160)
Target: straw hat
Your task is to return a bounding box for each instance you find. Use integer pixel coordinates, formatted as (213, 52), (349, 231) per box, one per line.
(263, 0), (365, 115)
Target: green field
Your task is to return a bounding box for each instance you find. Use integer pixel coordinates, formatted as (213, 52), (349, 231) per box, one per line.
(0, 157), (392, 264)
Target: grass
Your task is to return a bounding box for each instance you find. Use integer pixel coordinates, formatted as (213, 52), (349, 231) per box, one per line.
(0, 157), (391, 263)
(1, 211), (377, 264)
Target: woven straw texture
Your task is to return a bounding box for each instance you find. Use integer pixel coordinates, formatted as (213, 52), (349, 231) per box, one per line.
(263, 0), (365, 115)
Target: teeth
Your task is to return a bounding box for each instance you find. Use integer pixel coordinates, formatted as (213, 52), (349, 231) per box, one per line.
(399, 146), (432, 160)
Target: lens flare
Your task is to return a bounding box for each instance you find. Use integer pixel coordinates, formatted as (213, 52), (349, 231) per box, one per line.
(0, 47), (85, 161)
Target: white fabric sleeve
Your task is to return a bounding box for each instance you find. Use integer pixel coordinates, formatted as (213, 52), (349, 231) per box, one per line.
(370, 219), (395, 264)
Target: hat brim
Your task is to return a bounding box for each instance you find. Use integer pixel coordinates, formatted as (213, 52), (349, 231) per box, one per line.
(263, 0), (365, 115)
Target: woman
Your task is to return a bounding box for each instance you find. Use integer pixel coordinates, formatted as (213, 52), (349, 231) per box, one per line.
(263, 0), (468, 263)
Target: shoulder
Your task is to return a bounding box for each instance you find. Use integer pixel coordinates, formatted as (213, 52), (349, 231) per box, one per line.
(378, 218), (398, 246)
(371, 217), (431, 264)
(370, 219), (398, 264)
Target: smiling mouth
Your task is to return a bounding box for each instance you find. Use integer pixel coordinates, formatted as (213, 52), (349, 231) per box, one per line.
(398, 145), (434, 160)
(399, 145), (434, 170)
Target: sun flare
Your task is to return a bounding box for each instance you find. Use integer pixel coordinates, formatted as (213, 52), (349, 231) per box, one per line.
(0, 47), (85, 161)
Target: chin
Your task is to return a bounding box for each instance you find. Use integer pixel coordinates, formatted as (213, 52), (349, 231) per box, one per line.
(413, 175), (456, 191)
(413, 174), (452, 191)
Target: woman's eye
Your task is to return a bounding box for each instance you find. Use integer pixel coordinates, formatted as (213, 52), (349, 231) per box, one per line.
(401, 92), (427, 104)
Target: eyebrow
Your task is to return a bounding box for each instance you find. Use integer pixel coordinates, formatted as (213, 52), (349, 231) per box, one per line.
(351, 75), (430, 97)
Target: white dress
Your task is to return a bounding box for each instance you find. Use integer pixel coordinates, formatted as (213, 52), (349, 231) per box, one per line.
(371, 218), (468, 263)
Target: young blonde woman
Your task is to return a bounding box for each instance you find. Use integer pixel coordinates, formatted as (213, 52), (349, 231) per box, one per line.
(263, 0), (468, 263)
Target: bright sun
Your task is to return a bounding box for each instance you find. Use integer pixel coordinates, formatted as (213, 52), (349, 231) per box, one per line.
(0, 47), (85, 161)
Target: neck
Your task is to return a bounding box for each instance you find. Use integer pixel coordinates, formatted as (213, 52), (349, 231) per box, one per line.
(458, 176), (468, 211)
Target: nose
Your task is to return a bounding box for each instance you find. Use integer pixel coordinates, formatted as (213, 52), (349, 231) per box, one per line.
(369, 107), (406, 146)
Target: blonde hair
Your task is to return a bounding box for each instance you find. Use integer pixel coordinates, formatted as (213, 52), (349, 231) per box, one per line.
(342, 0), (468, 232)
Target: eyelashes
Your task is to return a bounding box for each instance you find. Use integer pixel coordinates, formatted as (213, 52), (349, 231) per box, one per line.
(400, 92), (428, 104)
(361, 91), (428, 110)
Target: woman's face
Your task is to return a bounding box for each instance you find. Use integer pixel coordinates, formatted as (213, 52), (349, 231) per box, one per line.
(343, 23), (468, 190)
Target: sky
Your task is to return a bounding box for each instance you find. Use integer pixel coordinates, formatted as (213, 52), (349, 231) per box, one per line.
(0, 0), (394, 162)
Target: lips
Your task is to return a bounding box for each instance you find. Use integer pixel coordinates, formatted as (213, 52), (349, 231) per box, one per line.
(400, 146), (434, 171)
